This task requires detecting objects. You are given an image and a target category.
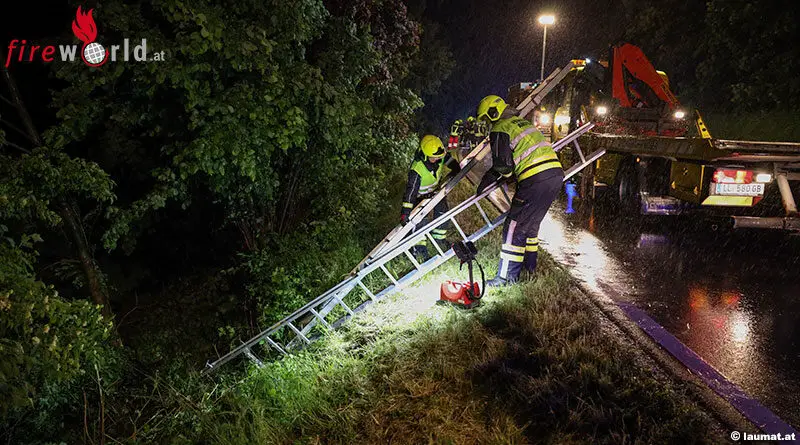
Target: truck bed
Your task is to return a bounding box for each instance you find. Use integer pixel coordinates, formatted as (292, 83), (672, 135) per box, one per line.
(582, 133), (800, 166)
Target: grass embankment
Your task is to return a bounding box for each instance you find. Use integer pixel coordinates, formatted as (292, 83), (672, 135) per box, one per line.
(185, 225), (720, 444)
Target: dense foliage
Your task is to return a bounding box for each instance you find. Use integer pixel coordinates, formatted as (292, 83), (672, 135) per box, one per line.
(0, 230), (116, 437)
(1, 0), (450, 442)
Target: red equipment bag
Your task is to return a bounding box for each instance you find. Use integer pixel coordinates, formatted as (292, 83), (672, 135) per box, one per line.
(438, 241), (485, 309)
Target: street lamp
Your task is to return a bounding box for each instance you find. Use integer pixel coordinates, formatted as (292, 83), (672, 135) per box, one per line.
(538, 14), (555, 81)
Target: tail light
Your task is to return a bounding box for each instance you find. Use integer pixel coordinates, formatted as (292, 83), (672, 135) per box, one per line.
(713, 169), (753, 184)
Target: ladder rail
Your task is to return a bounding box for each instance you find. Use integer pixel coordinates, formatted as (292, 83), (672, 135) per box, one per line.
(355, 140), (491, 269)
(518, 61), (579, 118)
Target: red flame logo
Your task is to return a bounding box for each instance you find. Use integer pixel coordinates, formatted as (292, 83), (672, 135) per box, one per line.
(72, 7), (97, 43)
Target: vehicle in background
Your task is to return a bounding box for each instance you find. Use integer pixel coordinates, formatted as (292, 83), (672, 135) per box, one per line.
(507, 43), (800, 231)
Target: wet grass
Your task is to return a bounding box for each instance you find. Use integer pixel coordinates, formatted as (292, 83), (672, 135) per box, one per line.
(189, 218), (720, 444)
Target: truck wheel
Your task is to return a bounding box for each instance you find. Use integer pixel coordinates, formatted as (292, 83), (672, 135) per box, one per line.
(616, 163), (641, 214)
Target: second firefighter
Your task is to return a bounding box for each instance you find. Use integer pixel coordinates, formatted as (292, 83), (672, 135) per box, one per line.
(401, 135), (461, 259)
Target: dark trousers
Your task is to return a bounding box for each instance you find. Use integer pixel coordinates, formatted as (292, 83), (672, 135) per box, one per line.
(497, 169), (563, 280)
(413, 197), (450, 253)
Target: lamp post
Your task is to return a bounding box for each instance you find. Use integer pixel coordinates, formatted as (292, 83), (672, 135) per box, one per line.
(538, 14), (555, 81)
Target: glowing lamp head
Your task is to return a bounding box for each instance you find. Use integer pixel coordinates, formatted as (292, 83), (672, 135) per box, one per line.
(538, 113), (551, 125)
(674, 110), (686, 119)
(538, 15), (555, 25)
(595, 106), (608, 116)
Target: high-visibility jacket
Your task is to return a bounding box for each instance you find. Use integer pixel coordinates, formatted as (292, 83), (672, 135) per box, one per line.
(401, 154), (459, 216)
(490, 116), (561, 182)
(411, 158), (448, 195)
(450, 120), (463, 136)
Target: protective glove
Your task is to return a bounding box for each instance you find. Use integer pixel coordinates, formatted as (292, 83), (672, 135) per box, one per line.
(476, 169), (501, 195)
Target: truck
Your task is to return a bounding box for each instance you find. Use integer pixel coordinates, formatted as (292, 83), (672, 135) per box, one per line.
(508, 44), (800, 231)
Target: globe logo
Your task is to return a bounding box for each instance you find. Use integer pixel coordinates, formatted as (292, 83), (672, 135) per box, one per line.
(83, 42), (106, 65)
(72, 7), (108, 67)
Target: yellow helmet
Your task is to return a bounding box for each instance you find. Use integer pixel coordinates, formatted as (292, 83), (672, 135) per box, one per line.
(420, 135), (445, 159)
(477, 95), (508, 122)
(467, 116), (476, 123)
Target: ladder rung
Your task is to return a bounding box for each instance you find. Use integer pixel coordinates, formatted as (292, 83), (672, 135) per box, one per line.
(564, 149), (606, 181)
(574, 140), (586, 163)
(450, 216), (468, 241)
(309, 308), (333, 331)
(286, 322), (310, 344)
(357, 280), (376, 301)
(404, 249), (422, 269)
(475, 201), (492, 226)
(332, 293), (354, 316)
(380, 264), (398, 285)
(243, 348), (264, 368)
(264, 336), (287, 355)
(425, 232), (445, 256)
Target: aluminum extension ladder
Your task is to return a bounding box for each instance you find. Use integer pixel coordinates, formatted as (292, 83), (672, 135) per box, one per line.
(517, 60), (582, 119)
(202, 120), (600, 374)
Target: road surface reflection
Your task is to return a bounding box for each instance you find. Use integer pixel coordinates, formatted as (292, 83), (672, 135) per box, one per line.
(539, 203), (800, 428)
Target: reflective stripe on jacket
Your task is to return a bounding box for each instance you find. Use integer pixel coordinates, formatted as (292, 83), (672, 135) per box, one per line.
(490, 116), (561, 181)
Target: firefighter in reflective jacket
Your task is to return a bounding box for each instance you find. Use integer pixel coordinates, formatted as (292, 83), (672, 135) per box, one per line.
(401, 135), (461, 258)
(448, 119), (463, 151)
(476, 95), (564, 286)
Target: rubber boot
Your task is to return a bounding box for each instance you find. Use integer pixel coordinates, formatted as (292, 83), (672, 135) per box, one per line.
(486, 275), (514, 287)
(489, 247), (524, 287)
(523, 237), (539, 275)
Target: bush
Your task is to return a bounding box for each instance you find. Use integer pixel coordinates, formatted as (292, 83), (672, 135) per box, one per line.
(0, 231), (118, 443)
(242, 213), (367, 329)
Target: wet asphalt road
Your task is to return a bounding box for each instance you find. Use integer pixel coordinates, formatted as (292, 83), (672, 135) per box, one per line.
(538, 203), (800, 428)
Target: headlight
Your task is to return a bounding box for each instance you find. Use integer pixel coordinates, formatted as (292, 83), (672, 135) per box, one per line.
(554, 115), (570, 126)
(755, 173), (773, 183)
(538, 113), (551, 125)
(674, 110), (686, 119)
(595, 106), (608, 116)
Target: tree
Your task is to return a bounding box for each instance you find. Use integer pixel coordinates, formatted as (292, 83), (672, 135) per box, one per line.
(1, 63), (116, 317)
(38, 0), (428, 329)
(0, 229), (114, 427)
(700, 0), (800, 111)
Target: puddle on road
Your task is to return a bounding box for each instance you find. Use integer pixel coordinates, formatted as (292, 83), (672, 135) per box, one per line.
(539, 203), (800, 428)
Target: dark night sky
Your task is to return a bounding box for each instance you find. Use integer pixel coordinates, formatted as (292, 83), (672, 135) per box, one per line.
(416, 0), (627, 131)
(2, 0), (627, 135)
(1, 1), (74, 138)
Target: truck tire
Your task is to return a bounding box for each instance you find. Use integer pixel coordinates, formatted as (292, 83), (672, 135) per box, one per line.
(616, 162), (641, 214)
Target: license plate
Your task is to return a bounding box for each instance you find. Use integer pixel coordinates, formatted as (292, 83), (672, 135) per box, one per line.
(714, 183), (764, 196)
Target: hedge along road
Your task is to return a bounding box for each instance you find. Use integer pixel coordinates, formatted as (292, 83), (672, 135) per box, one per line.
(538, 202), (800, 432)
